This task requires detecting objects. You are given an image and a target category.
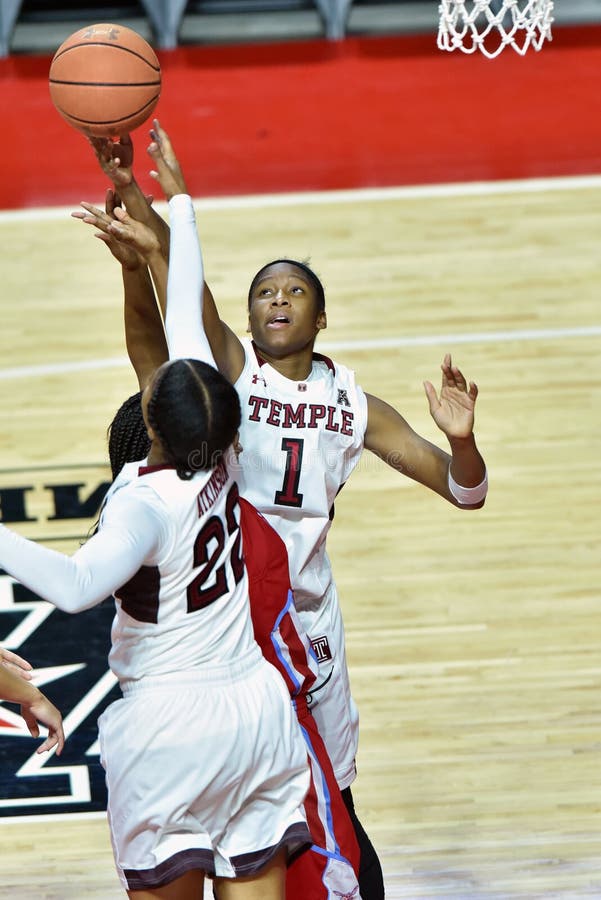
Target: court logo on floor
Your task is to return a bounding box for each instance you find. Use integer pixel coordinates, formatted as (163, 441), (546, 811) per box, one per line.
(0, 462), (111, 546)
(0, 463), (115, 817)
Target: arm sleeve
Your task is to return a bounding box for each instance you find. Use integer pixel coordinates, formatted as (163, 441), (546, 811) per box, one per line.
(165, 193), (216, 366)
(0, 489), (167, 613)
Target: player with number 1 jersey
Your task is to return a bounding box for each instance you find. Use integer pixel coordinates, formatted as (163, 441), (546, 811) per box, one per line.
(233, 339), (368, 788)
(163, 195), (367, 791)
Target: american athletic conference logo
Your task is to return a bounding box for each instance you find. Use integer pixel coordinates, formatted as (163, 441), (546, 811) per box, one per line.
(0, 463), (117, 817)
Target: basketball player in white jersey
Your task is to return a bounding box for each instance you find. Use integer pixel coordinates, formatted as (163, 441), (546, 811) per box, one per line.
(106, 387), (363, 900)
(81, 120), (488, 900)
(0, 357), (311, 899)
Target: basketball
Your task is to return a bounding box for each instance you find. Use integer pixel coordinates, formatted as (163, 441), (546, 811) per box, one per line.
(49, 23), (161, 137)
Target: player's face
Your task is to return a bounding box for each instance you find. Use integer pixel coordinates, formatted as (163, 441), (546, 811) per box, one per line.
(247, 262), (326, 358)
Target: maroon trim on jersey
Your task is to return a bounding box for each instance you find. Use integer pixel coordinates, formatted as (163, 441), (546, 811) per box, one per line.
(312, 351), (335, 373)
(138, 463), (176, 476)
(115, 566), (161, 624)
(250, 340), (336, 375)
(251, 340), (268, 367)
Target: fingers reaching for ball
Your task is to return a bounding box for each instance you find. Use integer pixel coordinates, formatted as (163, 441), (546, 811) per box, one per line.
(146, 120), (188, 201)
(105, 206), (162, 261)
(71, 195), (142, 270)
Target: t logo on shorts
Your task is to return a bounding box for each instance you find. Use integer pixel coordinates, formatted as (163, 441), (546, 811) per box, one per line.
(310, 635), (332, 662)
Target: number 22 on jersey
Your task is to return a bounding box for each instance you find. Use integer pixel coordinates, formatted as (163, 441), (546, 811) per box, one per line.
(187, 483), (245, 611)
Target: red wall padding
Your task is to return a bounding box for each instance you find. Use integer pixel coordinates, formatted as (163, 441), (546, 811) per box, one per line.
(1, 25), (600, 209)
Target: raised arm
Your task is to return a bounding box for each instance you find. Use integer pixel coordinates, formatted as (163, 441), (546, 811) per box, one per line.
(0, 490), (164, 613)
(365, 354), (487, 508)
(73, 188), (168, 389)
(89, 122), (245, 381)
(0, 663), (65, 755)
(88, 132), (170, 260)
(163, 194), (215, 362)
(147, 122), (246, 381)
(122, 262), (168, 389)
(144, 130), (215, 363)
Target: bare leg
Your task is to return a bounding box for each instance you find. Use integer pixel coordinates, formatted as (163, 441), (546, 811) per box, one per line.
(127, 868), (205, 900)
(214, 849), (287, 900)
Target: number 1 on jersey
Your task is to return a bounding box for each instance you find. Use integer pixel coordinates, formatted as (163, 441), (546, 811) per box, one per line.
(275, 437), (304, 507)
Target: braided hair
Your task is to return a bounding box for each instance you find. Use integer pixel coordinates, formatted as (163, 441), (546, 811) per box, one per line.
(83, 392), (149, 542)
(107, 392), (150, 480)
(145, 359), (241, 480)
(248, 258), (326, 312)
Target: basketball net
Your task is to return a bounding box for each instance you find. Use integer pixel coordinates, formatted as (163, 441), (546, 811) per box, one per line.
(438, 0), (554, 59)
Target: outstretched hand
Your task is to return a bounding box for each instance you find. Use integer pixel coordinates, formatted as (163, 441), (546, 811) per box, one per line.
(88, 133), (135, 189)
(72, 189), (156, 270)
(147, 119), (188, 201)
(423, 353), (478, 439)
(20, 692), (65, 756)
(105, 205), (162, 262)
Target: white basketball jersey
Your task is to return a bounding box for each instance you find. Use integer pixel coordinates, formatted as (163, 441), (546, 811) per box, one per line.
(103, 460), (256, 684)
(234, 339), (368, 609)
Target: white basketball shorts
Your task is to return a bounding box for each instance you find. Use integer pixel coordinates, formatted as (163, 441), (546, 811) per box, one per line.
(98, 644), (311, 891)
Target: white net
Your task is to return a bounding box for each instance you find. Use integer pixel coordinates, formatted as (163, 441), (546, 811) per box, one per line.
(438, 0), (554, 59)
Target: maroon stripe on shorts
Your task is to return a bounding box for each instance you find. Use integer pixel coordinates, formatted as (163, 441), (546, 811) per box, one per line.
(123, 847), (215, 890)
(231, 822), (312, 876)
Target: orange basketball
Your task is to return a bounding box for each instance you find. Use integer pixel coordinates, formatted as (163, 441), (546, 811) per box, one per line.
(49, 23), (161, 137)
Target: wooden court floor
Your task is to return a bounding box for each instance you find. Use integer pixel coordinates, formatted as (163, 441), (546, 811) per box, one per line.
(0, 178), (600, 898)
